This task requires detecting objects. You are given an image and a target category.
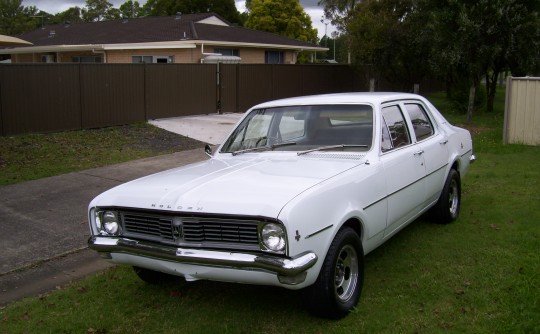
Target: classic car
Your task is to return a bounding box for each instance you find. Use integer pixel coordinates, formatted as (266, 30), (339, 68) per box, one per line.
(88, 92), (475, 319)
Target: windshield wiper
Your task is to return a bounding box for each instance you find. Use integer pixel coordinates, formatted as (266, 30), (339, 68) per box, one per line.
(297, 144), (368, 156)
(231, 142), (297, 156)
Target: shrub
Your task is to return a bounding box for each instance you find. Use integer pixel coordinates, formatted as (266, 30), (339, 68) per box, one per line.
(447, 79), (486, 113)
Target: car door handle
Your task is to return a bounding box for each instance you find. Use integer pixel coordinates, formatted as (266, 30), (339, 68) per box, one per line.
(414, 150), (424, 156)
(440, 140), (448, 145)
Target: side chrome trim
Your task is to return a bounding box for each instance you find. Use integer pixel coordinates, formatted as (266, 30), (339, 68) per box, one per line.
(88, 237), (317, 277)
(363, 163), (448, 210)
(305, 224), (334, 239)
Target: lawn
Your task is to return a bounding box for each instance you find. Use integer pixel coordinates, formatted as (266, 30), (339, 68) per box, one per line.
(1, 89), (539, 333)
(0, 123), (203, 186)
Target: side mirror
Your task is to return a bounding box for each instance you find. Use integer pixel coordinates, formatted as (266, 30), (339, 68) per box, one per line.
(204, 144), (215, 157)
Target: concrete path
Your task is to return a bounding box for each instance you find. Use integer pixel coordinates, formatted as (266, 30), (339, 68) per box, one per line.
(0, 113), (243, 306)
(0, 149), (209, 306)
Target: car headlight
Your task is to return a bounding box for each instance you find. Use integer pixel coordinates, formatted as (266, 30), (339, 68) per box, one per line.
(94, 210), (120, 236)
(261, 223), (286, 253)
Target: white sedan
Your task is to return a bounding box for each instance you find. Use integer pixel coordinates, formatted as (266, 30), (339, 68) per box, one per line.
(88, 92), (474, 319)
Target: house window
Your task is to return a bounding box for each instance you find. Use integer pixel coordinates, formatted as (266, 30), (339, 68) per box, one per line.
(72, 56), (101, 63)
(265, 51), (284, 64)
(132, 56), (153, 63)
(132, 56), (173, 63)
(214, 48), (239, 57)
(41, 55), (55, 63)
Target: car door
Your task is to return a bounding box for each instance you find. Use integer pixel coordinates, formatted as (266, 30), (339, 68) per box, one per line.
(380, 104), (426, 238)
(402, 102), (449, 205)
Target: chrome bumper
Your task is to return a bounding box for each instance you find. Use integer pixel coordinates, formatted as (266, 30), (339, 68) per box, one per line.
(88, 236), (318, 277)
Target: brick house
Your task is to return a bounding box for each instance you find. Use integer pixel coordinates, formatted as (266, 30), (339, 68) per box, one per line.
(0, 13), (325, 64)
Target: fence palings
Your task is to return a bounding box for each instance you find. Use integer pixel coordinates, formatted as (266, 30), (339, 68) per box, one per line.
(0, 63), (438, 136)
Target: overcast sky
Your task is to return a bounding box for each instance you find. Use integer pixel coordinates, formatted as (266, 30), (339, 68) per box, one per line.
(21, 0), (336, 38)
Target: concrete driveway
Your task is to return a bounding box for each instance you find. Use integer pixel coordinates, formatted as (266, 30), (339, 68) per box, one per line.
(149, 113), (243, 145)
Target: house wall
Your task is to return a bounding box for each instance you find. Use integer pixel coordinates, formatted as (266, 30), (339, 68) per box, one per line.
(10, 47), (298, 64)
(57, 52), (101, 62)
(237, 48), (263, 64)
(11, 53), (34, 63)
(107, 49), (198, 63)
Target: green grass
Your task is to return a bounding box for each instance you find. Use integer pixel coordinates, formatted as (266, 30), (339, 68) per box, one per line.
(0, 123), (203, 186)
(1, 88), (539, 333)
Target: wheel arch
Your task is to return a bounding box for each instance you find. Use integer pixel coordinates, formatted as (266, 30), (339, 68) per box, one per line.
(451, 159), (460, 174)
(340, 217), (364, 243)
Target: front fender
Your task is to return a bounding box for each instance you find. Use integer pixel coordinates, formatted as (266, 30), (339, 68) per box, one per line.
(278, 161), (386, 286)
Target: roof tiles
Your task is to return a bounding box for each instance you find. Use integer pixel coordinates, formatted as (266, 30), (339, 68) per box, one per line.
(13, 13), (319, 49)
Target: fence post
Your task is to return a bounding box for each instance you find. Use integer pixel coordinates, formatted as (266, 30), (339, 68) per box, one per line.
(144, 63), (148, 120)
(216, 62), (221, 114)
(503, 76), (512, 144)
(0, 66), (3, 136)
(369, 78), (375, 92)
(413, 84), (419, 94)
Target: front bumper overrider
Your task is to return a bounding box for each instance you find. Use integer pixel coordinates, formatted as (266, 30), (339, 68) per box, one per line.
(88, 236), (318, 283)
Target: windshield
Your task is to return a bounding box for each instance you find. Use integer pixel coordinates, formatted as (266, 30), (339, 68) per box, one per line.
(221, 105), (373, 154)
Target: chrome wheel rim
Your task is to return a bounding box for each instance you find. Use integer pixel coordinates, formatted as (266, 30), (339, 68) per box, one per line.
(448, 178), (459, 218)
(334, 244), (359, 303)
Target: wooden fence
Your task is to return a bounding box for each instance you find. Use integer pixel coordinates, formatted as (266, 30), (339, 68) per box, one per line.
(0, 63), (439, 136)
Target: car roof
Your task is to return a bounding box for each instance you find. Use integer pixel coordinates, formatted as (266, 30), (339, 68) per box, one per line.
(250, 92), (424, 109)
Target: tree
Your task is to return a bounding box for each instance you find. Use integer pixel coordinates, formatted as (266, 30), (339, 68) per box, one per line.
(424, 0), (540, 118)
(81, 0), (113, 22)
(319, 0), (360, 32)
(245, 0), (318, 43)
(104, 7), (122, 20)
(53, 7), (83, 24)
(333, 0), (540, 119)
(140, 0), (157, 16)
(0, 0), (39, 34)
(143, 0), (242, 24)
(346, 0), (431, 90)
(119, 0), (143, 18)
(483, 0), (540, 112)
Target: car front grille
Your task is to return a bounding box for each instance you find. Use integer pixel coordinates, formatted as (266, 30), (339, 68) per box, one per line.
(120, 211), (261, 249)
(123, 213), (175, 241)
(181, 219), (259, 243)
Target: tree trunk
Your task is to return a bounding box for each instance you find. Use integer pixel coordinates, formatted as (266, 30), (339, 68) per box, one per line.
(485, 70), (499, 113)
(467, 84), (475, 123)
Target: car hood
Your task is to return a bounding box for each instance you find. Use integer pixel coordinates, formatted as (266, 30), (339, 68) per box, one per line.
(90, 155), (365, 218)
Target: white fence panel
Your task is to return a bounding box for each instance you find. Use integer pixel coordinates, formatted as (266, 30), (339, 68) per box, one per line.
(504, 77), (540, 145)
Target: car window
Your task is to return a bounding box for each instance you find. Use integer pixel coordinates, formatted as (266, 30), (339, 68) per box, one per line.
(404, 103), (434, 141)
(226, 110), (272, 150)
(221, 105), (374, 153)
(310, 106), (373, 147)
(279, 111), (306, 141)
(321, 108), (372, 126)
(381, 105), (411, 152)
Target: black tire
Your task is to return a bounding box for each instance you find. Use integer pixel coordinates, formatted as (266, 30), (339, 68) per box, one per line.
(431, 169), (461, 224)
(302, 227), (364, 319)
(133, 266), (179, 285)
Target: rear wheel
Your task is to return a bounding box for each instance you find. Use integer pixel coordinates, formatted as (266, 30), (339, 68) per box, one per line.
(431, 169), (461, 224)
(302, 227), (364, 319)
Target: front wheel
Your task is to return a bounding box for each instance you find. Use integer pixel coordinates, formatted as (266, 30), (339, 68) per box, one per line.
(430, 169), (461, 224)
(302, 227), (364, 319)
